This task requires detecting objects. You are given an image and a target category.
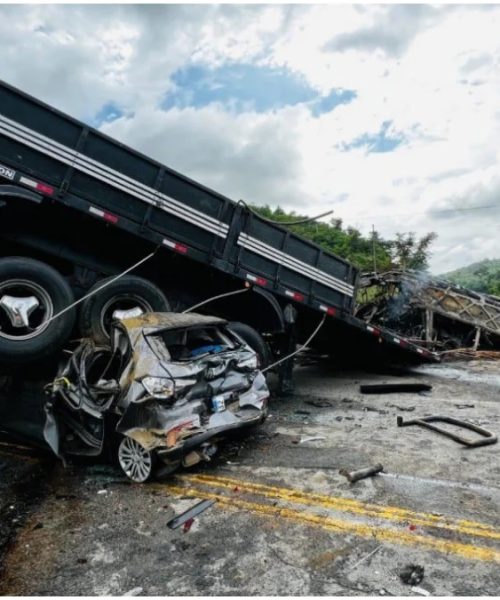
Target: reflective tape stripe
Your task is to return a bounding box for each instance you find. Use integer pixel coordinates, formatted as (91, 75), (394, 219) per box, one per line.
(0, 114), (228, 238)
(238, 233), (354, 297)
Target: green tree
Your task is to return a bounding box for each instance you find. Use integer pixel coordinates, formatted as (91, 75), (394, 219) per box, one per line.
(249, 205), (436, 273)
(389, 232), (438, 271)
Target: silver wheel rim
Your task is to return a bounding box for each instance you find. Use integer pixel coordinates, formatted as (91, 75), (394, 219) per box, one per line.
(0, 279), (54, 341)
(100, 295), (153, 338)
(118, 437), (153, 483)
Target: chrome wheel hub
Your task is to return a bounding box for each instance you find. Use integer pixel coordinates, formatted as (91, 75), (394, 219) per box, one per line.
(0, 279), (53, 340)
(118, 436), (153, 483)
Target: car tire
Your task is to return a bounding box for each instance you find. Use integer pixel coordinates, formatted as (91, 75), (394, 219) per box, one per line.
(227, 321), (270, 368)
(0, 257), (76, 365)
(79, 275), (170, 344)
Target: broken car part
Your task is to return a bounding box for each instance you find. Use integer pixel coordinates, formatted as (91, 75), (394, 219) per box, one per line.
(167, 499), (216, 530)
(397, 415), (497, 448)
(339, 463), (384, 483)
(360, 383), (432, 394)
(295, 436), (326, 445)
(399, 564), (425, 586)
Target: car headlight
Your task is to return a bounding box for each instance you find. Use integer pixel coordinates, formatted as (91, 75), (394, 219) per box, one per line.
(141, 377), (175, 398)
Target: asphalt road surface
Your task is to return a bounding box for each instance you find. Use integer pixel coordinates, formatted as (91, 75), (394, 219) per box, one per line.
(1, 360), (499, 595)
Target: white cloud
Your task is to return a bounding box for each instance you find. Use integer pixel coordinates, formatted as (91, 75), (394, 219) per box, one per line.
(1, 4), (500, 273)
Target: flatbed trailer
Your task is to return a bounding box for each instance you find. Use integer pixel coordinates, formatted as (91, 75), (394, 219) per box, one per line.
(0, 79), (438, 384)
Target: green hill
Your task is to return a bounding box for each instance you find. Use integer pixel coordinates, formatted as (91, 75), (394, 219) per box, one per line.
(442, 259), (500, 296)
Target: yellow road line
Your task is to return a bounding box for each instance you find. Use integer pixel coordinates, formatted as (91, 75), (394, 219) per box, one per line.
(165, 483), (500, 564)
(181, 473), (500, 541)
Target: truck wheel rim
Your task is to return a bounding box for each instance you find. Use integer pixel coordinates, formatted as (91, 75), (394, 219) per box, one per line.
(0, 279), (53, 341)
(118, 437), (153, 483)
(100, 295), (153, 338)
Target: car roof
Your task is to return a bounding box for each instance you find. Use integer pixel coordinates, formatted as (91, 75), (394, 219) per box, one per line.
(118, 311), (227, 334)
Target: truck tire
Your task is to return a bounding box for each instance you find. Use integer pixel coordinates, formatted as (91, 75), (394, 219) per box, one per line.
(227, 321), (271, 368)
(0, 257), (76, 365)
(79, 275), (170, 344)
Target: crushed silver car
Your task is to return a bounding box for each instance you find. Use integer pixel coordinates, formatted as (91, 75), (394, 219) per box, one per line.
(44, 313), (270, 482)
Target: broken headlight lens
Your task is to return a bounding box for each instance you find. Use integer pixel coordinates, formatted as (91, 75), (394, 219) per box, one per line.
(142, 377), (175, 398)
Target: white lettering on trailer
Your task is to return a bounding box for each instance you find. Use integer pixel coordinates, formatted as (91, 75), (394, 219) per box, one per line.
(0, 163), (15, 180)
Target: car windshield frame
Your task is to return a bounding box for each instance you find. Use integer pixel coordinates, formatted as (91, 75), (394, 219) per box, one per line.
(144, 324), (243, 364)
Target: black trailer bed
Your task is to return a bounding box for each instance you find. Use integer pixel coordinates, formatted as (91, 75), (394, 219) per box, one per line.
(0, 79), (438, 364)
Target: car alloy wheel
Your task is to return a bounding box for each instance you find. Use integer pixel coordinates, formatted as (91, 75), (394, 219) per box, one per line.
(118, 436), (155, 483)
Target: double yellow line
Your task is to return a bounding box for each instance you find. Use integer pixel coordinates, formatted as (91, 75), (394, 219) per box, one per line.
(162, 472), (500, 563)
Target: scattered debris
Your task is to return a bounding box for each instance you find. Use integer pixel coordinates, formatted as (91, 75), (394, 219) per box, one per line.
(363, 406), (389, 414)
(441, 349), (500, 361)
(454, 404), (475, 409)
(360, 383), (432, 394)
(400, 564), (425, 585)
(166, 499), (216, 530)
(397, 415), (498, 448)
(339, 463), (384, 483)
(411, 586), (431, 597)
(123, 587), (144, 596)
(292, 436), (326, 445)
(304, 398), (333, 408)
(348, 544), (382, 571)
(388, 404), (416, 412)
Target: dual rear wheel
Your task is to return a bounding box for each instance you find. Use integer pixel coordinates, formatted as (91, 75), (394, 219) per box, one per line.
(0, 257), (170, 364)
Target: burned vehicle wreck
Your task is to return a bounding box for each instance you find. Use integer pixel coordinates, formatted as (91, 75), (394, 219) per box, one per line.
(45, 313), (269, 482)
(356, 270), (500, 353)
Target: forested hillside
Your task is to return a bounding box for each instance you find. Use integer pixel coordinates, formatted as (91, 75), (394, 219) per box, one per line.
(442, 259), (500, 296)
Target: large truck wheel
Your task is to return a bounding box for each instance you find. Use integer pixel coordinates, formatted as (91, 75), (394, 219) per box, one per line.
(227, 321), (271, 368)
(0, 257), (76, 365)
(79, 275), (170, 344)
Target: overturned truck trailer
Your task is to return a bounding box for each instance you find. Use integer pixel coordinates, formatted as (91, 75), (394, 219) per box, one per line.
(357, 270), (500, 353)
(0, 79), (437, 397)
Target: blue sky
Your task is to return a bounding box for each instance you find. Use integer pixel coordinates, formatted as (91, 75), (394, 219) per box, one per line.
(161, 63), (357, 118)
(2, 4), (500, 272)
(90, 102), (125, 128)
(340, 121), (404, 153)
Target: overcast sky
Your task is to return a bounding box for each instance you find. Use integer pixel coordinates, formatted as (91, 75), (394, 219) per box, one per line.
(1, 4), (499, 273)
